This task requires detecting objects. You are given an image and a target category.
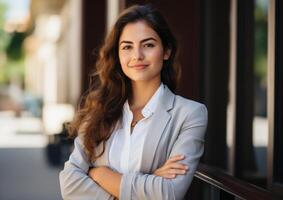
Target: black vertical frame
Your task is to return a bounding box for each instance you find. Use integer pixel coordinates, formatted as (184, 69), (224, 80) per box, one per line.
(268, 0), (283, 196)
(273, 0), (283, 185)
(200, 0), (230, 169)
(228, 0), (257, 178)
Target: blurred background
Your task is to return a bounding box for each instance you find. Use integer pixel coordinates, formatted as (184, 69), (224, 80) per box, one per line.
(0, 0), (282, 199)
(0, 0), (78, 199)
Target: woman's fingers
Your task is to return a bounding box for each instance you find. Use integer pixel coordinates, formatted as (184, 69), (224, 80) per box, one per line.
(165, 174), (177, 179)
(168, 168), (187, 175)
(166, 155), (185, 164)
(166, 162), (189, 170)
(154, 155), (189, 179)
(155, 163), (189, 178)
(162, 169), (187, 179)
(163, 160), (189, 171)
(162, 174), (176, 179)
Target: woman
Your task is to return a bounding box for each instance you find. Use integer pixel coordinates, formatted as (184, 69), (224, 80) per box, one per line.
(59, 4), (207, 200)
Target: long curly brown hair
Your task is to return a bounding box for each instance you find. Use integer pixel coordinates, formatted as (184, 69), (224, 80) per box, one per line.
(68, 4), (181, 162)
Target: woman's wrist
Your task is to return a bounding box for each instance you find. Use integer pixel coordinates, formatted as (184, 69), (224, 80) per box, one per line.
(88, 166), (106, 183)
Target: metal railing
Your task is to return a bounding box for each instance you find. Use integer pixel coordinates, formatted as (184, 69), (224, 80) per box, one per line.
(191, 163), (281, 200)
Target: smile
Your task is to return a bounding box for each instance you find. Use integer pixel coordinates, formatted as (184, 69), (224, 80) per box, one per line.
(131, 64), (148, 69)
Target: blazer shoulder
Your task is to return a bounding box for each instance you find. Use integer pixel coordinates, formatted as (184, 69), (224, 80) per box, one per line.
(172, 95), (208, 128)
(174, 95), (207, 113)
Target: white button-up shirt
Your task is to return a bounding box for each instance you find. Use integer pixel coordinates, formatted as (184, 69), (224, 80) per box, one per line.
(109, 83), (165, 173)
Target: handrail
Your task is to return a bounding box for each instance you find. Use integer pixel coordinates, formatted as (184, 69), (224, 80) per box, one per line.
(194, 163), (280, 200)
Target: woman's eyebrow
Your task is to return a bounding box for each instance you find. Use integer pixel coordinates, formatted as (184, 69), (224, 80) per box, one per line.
(119, 41), (133, 45)
(119, 37), (157, 46)
(140, 37), (157, 43)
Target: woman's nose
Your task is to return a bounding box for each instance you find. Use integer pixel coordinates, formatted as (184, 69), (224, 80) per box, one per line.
(132, 48), (144, 60)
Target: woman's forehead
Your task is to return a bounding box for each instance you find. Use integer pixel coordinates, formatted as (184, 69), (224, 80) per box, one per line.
(119, 21), (160, 43)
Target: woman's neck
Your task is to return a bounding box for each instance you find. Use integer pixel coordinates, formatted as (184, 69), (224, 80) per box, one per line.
(129, 79), (161, 110)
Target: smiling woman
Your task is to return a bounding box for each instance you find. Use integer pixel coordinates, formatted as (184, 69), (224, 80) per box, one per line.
(59, 4), (208, 200)
(118, 21), (171, 84)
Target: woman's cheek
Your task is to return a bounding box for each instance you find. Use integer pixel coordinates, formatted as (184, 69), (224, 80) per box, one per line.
(119, 53), (130, 67)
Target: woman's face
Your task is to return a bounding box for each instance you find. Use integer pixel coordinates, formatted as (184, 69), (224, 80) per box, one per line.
(118, 20), (170, 84)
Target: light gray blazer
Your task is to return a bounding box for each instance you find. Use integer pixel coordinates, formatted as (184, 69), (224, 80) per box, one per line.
(59, 85), (208, 200)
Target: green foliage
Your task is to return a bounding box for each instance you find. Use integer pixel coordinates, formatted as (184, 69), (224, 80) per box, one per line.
(0, 1), (27, 85)
(6, 32), (27, 60)
(0, 2), (10, 52)
(254, 2), (268, 84)
(0, 58), (25, 84)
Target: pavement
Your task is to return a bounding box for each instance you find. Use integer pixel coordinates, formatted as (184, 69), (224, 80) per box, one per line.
(0, 111), (63, 200)
(0, 148), (63, 200)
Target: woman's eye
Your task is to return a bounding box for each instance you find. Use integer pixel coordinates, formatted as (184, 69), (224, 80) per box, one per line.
(122, 45), (132, 50)
(144, 43), (155, 48)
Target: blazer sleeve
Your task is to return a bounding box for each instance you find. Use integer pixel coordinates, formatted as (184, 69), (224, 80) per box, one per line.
(59, 136), (115, 200)
(119, 104), (208, 200)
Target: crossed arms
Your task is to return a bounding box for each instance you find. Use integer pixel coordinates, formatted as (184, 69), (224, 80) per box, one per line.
(59, 104), (207, 200)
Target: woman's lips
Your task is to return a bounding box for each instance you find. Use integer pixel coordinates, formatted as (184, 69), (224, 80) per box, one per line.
(131, 64), (148, 69)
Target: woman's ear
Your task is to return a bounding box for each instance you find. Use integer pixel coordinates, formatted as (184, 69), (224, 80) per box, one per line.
(163, 48), (172, 60)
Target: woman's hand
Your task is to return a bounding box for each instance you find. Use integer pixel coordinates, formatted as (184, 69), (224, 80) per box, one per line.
(153, 155), (189, 179)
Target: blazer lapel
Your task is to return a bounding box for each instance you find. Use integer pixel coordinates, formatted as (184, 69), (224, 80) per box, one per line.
(140, 86), (175, 173)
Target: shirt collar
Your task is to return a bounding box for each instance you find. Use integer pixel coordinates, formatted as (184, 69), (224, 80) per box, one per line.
(141, 82), (164, 117)
(123, 82), (164, 118)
